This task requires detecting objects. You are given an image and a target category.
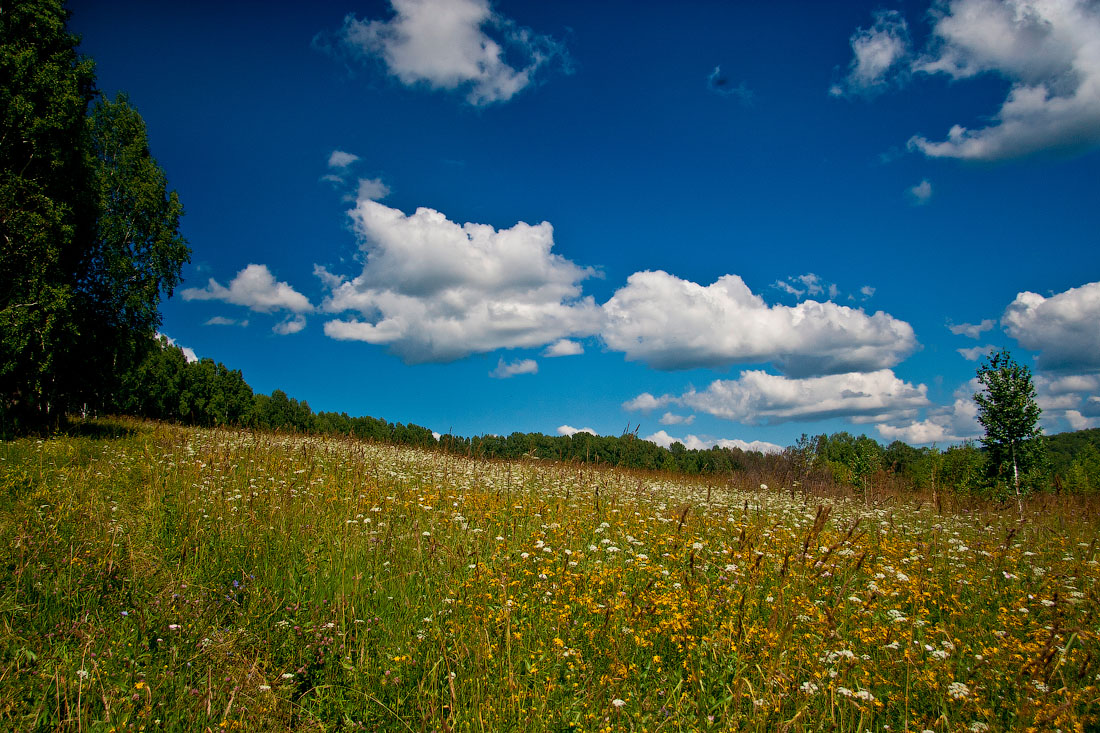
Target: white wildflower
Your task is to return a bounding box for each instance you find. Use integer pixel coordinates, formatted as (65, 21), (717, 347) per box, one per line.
(948, 681), (970, 699)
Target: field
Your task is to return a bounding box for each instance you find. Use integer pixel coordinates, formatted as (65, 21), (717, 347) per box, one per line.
(2, 421), (1099, 732)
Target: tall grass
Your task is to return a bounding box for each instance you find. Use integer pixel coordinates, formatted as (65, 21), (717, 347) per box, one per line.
(1, 420), (1098, 731)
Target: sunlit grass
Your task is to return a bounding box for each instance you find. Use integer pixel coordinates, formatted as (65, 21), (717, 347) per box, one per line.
(2, 420), (1098, 731)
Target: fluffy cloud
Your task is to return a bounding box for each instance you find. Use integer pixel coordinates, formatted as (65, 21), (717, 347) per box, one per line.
(331, 0), (567, 105)
(1002, 281), (1100, 371)
(542, 339), (583, 357)
(874, 380), (981, 445)
(947, 318), (994, 338)
(490, 357), (538, 379)
(957, 344), (994, 361)
(621, 392), (668, 413)
(1040, 373), (1100, 395)
(602, 270), (917, 375)
(644, 430), (783, 455)
(1034, 372), (1100, 430)
(328, 150), (360, 168)
(772, 273), (836, 300)
(1065, 410), (1095, 431)
(908, 0), (1100, 160)
(557, 425), (597, 437)
(831, 9), (911, 96)
(356, 177), (391, 201)
(319, 198), (601, 363)
(659, 412), (694, 426)
(678, 370), (929, 425)
(204, 316), (248, 327)
(875, 368), (1100, 445)
(908, 179), (933, 204)
(874, 403), (977, 444)
(877, 365), (1100, 443)
(273, 314), (307, 335)
(182, 264), (313, 314)
(626, 370), (929, 426)
(323, 150), (361, 185)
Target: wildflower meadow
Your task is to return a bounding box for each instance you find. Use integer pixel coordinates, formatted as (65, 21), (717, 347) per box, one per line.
(2, 420), (1098, 731)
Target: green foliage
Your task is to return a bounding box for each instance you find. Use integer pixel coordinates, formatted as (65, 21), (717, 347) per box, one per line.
(115, 336), (253, 426)
(69, 95), (189, 410)
(938, 442), (988, 497)
(974, 349), (1045, 493)
(1062, 443), (1100, 494)
(814, 431), (884, 488)
(1, 0), (97, 431)
(1047, 427), (1100, 478)
(0, 0), (188, 434)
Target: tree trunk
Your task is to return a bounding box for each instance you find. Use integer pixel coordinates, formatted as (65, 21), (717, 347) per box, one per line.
(1012, 442), (1022, 519)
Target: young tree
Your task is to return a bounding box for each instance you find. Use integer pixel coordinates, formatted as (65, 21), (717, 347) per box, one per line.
(974, 348), (1045, 508)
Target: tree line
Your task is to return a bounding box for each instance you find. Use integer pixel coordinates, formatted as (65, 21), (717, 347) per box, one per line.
(109, 337), (1100, 496)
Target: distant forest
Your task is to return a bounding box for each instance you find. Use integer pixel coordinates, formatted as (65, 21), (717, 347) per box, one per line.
(103, 337), (1100, 497)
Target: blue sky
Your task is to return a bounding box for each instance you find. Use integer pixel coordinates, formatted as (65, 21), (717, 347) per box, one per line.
(70, 0), (1100, 452)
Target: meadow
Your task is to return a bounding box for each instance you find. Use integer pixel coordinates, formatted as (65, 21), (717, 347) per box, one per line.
(1, 421), (1098, 732)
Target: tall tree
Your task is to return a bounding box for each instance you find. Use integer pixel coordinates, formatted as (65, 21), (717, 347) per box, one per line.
(68, 94), (189, 410)
(974, 348), (1045, 507)
(0, 1), (188, 431)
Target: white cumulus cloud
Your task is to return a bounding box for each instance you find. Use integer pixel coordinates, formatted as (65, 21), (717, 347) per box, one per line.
(489, 357), (538, 379)
(1002, 281), (1100, 371)
(356, 177), (391, 201)
(318, 198), (601, 363)
(332, 0), (567, 105)
(659, 412), (695, 426)
(182, 264), (313, 314)
(621, 392), (670, 413)
(542, 339), (583, 357)
(832, 9), (912, 96)
(773, 272), (833, 300)
(875, 380), (981, 445)
(557, 425), (597, 436)
(1034, 372), (1100, 431)
(674, 369), (930, 425)
(1065, 410), (1095, 430)
(957, 344), (995, 361)
(328, 150), (360, 168)
(908, 0), (1100, 160)
(947, 318), (995, 338)
(602, 270), (917, 375)
(204, 316), (248, 327)
(877, 366), (1100, 444)
(908, 179), (933, 204)
(273, 314), (308, 335)
(644, 430), (783, 455)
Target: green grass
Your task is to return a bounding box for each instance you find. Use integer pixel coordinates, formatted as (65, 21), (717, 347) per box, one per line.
(2, 419), (1098, 731)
